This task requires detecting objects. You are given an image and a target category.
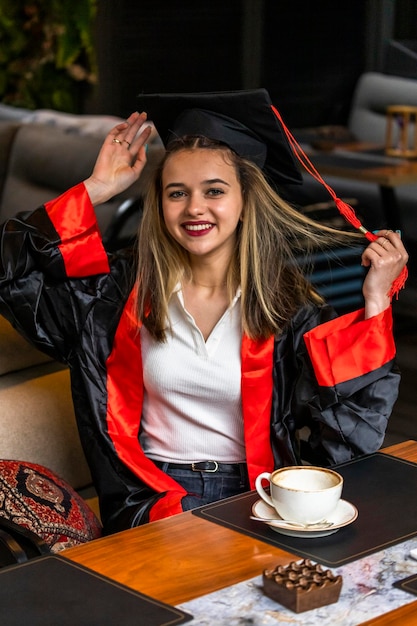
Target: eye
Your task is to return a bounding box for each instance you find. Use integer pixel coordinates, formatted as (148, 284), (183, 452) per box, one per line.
(168, 190), (186, 199)
(206, 188), (225, 197)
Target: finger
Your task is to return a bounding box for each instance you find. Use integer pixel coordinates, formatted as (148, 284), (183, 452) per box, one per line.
(131, 127), (153, 173)
(361, 247), (376, 267)
(374, 229), (404, 246)
(377, 236), (391, 252)
(109, 121), (130, 141)
(362, 239), (392, 266)
(129, 124), (152, 155)
(374, 233), (406, 257)
(369, 231), (397, 256)
(120, 112), (148, 145)
(362, 241), (388, 262)
(108, 112), (148, 145)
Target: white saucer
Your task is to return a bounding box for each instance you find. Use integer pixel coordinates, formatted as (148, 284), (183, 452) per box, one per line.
(251, 499), (358, 538)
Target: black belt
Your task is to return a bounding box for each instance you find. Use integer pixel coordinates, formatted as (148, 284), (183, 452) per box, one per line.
(154, 460), (247, 474)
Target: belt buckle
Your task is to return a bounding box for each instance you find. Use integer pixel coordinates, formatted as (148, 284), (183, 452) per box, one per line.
(192, 461), (219, 473)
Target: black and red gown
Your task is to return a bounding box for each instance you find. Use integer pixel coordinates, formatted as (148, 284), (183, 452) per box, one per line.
(0, 184), (399, 534)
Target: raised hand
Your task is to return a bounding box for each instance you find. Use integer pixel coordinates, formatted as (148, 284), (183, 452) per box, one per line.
(84, 111), (153, 206)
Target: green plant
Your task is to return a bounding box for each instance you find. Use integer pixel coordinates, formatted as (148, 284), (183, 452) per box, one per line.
(0, 0), (97, 112)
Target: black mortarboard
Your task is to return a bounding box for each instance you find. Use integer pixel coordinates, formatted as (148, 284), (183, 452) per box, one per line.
(137, 88), (302, 185)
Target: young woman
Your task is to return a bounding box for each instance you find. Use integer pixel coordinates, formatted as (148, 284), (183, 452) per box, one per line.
(0, 92), (408, 534)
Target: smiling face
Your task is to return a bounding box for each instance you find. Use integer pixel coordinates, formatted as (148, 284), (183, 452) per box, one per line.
(161, 148), (244, 265)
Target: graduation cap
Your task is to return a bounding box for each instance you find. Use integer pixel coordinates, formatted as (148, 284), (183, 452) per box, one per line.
(137, 88), (302, 185)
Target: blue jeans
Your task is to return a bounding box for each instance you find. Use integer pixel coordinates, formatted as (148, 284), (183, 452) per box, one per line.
(156, 462), (250, 511)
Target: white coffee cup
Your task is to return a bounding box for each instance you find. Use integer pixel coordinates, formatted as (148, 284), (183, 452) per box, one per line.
(255, 466), (343, 525)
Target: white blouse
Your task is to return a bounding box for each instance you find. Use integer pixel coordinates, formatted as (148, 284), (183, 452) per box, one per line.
(139, 288), (245, 463)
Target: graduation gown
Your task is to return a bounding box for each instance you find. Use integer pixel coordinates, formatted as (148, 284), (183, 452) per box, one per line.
(0, 184), (399, 534)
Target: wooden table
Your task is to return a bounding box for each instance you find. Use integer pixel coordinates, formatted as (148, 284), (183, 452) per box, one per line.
(63, 440), (417, 624)
(309, 143), (417, 231)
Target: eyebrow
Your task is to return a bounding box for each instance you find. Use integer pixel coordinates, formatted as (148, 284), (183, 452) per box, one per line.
(164, 178), (231, 189)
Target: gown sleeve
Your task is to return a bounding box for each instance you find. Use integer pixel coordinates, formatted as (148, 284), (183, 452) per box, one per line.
(274, 303), (400, 466)
(0, 183), (109, 360)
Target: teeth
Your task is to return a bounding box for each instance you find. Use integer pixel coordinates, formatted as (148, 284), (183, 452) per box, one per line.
(184, 224), (212, 231)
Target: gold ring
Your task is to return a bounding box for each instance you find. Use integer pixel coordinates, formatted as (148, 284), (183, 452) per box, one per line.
(123, 140), (131, 147)
(112, 138), (123, 144)
(380, 238), (389, 248)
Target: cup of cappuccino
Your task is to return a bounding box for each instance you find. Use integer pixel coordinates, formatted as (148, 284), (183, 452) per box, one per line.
(255, 466), (343, 525)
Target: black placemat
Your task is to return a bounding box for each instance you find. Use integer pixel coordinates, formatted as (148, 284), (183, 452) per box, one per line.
(394, 573), (417, 597)
(0, 555), (192, 626)
(193, 453), (417, 567)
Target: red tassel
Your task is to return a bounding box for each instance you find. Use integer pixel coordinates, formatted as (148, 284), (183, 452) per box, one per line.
(334, 198), (363, 231)
(271, 104), (408, 299)
(388, 266), (408, 298)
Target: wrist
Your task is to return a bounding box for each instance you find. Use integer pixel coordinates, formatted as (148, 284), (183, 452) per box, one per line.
(364, 295), (390, 319)
(84, 177), (112, 206)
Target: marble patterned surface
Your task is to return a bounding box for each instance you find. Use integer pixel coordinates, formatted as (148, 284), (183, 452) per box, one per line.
(178, 538), (417, 625)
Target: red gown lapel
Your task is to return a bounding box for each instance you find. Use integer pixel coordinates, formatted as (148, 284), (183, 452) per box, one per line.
(105, 291), (186, 505)
(241, 334), (275, 487)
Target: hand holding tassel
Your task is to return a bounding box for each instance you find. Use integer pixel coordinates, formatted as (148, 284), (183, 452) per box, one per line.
(361, 229), (409, 317)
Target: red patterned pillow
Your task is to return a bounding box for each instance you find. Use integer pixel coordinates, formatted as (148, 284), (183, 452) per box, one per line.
(0, 460), (102, 552)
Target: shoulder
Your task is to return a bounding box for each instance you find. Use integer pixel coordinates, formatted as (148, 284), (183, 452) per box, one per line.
(282, 302), (337, 338)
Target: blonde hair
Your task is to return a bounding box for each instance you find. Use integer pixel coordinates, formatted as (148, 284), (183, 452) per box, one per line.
(135, 137), (360, 341)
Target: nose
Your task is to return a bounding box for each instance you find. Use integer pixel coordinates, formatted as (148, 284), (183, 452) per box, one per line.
(185, 192), (205, 216)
